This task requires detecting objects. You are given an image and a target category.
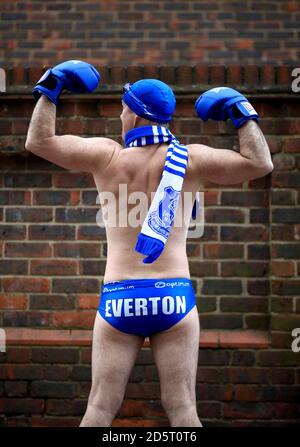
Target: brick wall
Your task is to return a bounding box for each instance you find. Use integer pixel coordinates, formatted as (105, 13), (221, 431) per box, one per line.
(0, 0), (299, 66)
(0, 65), (299, 426)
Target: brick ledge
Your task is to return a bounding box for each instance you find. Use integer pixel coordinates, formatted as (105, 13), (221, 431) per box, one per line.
(4, 328), (270, 349)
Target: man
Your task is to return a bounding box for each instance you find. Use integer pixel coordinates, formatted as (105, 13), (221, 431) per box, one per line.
(25, 61), (273, 427)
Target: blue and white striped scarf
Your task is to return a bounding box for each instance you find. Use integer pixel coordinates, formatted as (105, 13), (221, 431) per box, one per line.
(125, 125), (189, 264)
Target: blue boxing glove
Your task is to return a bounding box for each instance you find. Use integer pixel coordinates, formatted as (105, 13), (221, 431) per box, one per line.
(32, 60), (100, 105)
(195, 87), (259, 129)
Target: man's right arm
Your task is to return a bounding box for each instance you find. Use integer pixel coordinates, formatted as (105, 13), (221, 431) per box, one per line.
(189, 120), (273, 185)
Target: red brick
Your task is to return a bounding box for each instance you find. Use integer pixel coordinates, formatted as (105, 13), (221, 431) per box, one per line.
(210, 66), (226, 84)
(143, 66), (160, 79)
(227, 65), (242, 85)
(282, 138), (300, 153)
(221, 191), (268, 206)
(219, 331), (269, 348)
(186, 242), (201, 257)
(232, 351), (255, 366)
(112, 418), (168, 427)
(6, 207), (52, 223)
(0, 225), (26, 240)
(258, 350), (300, 366)
(173, 100), (194, 118)
(6, 347), (31, 363)
(77, 225), (106, 241)
(0, 398), (44, 414)
(77, 294), (99, 310)
(120, 399), (165, 418)
(56, 102), (76, 117)
(98, 102), (121, 117)
(125, 383), (161, 400)
(247, 279), (270, 296)
(80, 348), (92, 364)
(6, 328), (93, 347)
(160, 66), (176, 85)
(232, 40), (253, 50)
(0, 294), (27, 309)
(27, 67), (44, 84)
(52, 173), (94, 188)
(272, 261), (295, 277)
(221, 261), (269, 277)
(2, 278), (50, 293)
(277, 66), (293, 85)
(28, 225), (76, 241)
(56, 119), (85, 134)
(31, 416), (79, 427)
(44, 365), (71, 381)
(223, 367), (270, 384)
(220, 297), (268, 313)
(203, 243), (243, 259)
(33, 190), (80, 205)
(194, 65), (209, 84)
(127, 66), (143, 83)
(271, 298), (293, 314)
(272, 224), (295, 241)
(31, 381), (78, 398)
(11, 67), (26, 85)
(53, 242), (100, 258)
(46, 398), (84, 416)
(30, 259), (77, 276)
(272, 403), (300, 419)
(197, 384), (233, 401)
(110, 66), (126, 84)
(197, 402), (221, 419)
(4, 242), (52, 258)
(261, 65), (275, 85)
(4, 381), (28, 397)
(178, 65), (193, 85)
(221, 226), (269, 242)
(244, 65), (259, 85)
(272, 315), (300, 331)
(52, 311), (95, 329)
(197, 367), (223, 383)
(189, 261), (218, 277)
(272, 279), (300, 295)
(52, 277), (99, 293)
(0, 363), (44, 380)
(223, 402), (273, 419)
(286, 2), (300, 12)
(271, 329), (295, 353)
(29, 293), (75, 310)
(203, 191), (219, 205)
(271, 368), (295, 384)
(234, 385), (261, 401)
(83, 119), (106, 135)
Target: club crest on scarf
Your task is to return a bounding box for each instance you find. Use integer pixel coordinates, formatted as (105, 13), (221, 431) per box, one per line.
(149, 186), (181, 239)
(124, 125), (190, 264)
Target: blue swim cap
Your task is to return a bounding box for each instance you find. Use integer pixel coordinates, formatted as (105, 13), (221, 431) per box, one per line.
(122, 79), (176, 124)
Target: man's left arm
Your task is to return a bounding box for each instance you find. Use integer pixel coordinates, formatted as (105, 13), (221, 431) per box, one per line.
(25, 95), (117, 173)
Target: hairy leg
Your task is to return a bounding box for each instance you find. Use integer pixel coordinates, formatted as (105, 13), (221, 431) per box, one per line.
(149, 306), (202, 427)
(80, 312), (144, 427)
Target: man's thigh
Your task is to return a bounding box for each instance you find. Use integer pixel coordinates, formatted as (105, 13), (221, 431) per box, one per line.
(149, 306), (200, 408)
(88, 312), (145, 411)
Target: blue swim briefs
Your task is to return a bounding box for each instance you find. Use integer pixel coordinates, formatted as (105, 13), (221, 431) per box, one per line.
(98, 277), (196, 337)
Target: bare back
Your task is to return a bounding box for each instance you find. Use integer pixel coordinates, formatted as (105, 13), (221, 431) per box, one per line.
(93, 143), (200, 283)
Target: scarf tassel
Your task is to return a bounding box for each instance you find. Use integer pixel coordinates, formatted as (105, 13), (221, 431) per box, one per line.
(135, 233), (165, 264)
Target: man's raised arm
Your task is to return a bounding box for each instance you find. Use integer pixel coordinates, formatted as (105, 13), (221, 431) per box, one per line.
(25, 60), (117, 173)
(189, 87), (273, 185)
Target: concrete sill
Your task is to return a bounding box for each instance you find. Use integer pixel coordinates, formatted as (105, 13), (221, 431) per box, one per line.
(3, 328), (270, 349)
